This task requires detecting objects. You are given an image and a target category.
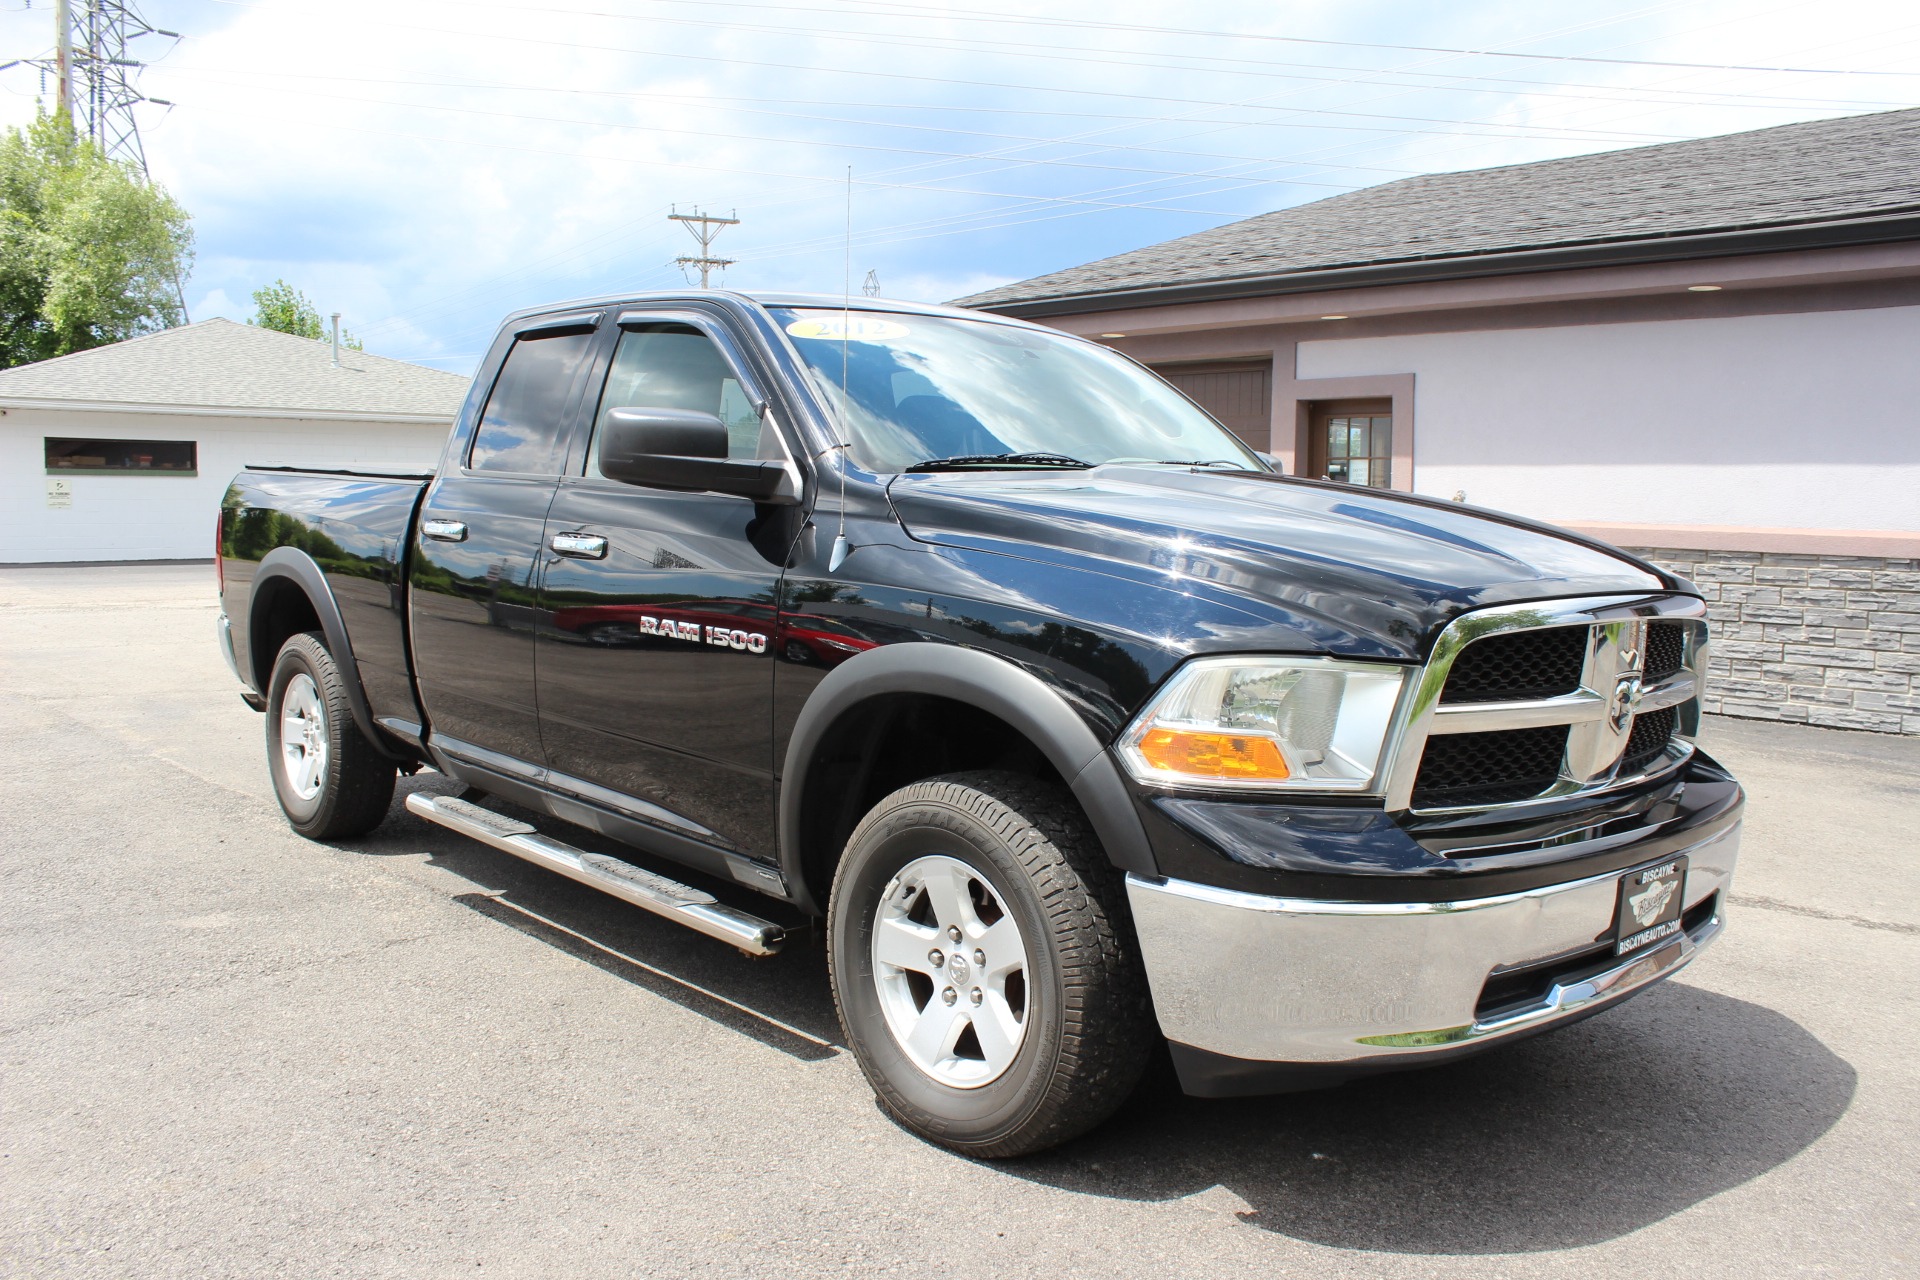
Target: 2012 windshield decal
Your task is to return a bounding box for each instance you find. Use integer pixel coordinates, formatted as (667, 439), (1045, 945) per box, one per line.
(636, 614), (767, 653)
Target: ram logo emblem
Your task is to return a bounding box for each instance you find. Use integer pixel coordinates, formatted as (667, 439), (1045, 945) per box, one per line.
(635, 614), (767, 653)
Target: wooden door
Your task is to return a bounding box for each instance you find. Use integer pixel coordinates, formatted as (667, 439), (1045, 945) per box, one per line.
(1155, 362), (1273, 452)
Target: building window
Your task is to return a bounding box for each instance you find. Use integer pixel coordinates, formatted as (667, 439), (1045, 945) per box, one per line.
(45, 437), (198, 475)
(1309, 401), (1391, 488)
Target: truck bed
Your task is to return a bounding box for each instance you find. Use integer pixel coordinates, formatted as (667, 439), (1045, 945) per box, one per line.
(221, 466), (433, 736)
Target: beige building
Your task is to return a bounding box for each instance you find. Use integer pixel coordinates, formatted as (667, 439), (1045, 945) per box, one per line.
(961, 108), (1920, 735)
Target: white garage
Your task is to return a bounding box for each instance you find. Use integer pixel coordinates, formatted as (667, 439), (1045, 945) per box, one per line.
(0, 319), (468, 564)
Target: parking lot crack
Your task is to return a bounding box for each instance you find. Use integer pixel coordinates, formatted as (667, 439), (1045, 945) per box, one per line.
(1729, 893), (1919, 935)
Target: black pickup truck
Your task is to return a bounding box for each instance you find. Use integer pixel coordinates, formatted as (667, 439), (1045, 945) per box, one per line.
(217, 291), (1743, 1156)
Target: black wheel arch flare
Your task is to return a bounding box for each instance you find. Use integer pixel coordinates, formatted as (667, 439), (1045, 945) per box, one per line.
(777, 642), (1157, 915)
(248, 546), (412, 765)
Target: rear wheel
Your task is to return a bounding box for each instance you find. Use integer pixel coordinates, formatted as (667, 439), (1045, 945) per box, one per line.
(266, 631), (396, 840)
(828, 771), (1155, 1158)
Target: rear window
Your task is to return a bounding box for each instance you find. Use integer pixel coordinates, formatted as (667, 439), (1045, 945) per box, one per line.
(469, 330), (595, 474)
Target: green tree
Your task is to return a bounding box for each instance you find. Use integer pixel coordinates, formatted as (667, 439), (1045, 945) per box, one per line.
(250, 278), (366, 351)
(249, 278), (323, 339)
(0, 111), (194, 367)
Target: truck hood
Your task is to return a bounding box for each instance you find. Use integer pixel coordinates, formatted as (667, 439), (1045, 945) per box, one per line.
(887, 466), (1675, 660)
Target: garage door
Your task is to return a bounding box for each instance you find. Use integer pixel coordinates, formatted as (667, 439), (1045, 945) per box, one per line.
(1154, 362), (1272, 452)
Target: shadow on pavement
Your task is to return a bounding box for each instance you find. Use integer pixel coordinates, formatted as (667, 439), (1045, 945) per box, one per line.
(452, 891), (837, 1061)
(1008, 982), (1854, 1254)
(342, 774), (846, 1060)
(350, 778), (1854, 1255)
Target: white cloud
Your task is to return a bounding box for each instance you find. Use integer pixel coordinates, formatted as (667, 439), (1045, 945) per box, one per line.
(0, 0), (1914, 370)
(191, 286), (241, 321)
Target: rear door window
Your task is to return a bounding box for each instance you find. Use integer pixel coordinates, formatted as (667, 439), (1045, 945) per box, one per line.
(469, 330), (595, 474)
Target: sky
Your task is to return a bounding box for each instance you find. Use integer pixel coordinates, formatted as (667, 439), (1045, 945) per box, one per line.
(2, 0), (1919, 374)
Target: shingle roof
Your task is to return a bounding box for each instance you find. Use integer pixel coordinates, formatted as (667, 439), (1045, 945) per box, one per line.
(0, 318), (470, 419)
(957, 107), (1920, 312)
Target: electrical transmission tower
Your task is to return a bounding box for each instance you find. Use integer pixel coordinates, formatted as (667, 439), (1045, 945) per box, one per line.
(3, 1), (188, 318)
(670, 207), (738, 288)
(8, 0), (181, 173)
(861, 270), (881, 298)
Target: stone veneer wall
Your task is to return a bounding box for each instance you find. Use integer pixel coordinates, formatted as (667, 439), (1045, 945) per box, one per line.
(1626, 548), (1920, 735)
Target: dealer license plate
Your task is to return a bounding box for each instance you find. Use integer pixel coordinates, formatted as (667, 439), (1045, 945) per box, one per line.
(1614, 855), (1689, 957)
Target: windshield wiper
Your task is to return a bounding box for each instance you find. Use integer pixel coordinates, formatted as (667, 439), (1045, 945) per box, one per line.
(1104, 456), (1249, 469)
(904, 451), (1093, 472)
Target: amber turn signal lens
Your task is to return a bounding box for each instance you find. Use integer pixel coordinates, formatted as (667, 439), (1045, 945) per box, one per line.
(1135, 728), (1290, 780)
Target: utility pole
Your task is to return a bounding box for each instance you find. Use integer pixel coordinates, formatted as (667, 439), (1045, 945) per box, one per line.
(670, 207), (738, 288)
(55, 0), (73, 124)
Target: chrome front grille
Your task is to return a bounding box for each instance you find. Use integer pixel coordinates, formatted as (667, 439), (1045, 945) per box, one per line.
(1621, 705), (1678, 775)
(1385, 595), (1709, 814)
(1410, 724), (1571, 809)
(1439, 626), (1588, 704)
(1644, 621), (1687, 682)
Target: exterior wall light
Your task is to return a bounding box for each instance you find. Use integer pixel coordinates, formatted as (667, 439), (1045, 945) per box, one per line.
(1320, 314), (1349, 320)
(1099, 332), (1127, 338)
(1687, 285), (1723, 292)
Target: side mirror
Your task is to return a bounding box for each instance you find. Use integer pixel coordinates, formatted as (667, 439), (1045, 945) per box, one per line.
(598, 407), (799, 503)
(1257, 451), (1286, 475)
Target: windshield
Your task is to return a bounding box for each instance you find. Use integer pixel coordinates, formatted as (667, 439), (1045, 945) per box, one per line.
(770, 307), (1264, 474)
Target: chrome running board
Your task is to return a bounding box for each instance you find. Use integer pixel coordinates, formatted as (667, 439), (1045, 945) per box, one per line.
(405, 793), (786, 955)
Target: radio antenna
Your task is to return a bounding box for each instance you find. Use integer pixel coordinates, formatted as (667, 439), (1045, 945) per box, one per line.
(829, 166), (853, 572)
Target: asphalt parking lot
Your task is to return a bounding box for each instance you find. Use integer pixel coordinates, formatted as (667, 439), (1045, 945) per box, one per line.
(3, 562), (1917, 1279)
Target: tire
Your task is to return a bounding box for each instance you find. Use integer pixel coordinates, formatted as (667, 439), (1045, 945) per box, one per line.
(265, 631), (397, 840)
(828, 770), (1155, 1158)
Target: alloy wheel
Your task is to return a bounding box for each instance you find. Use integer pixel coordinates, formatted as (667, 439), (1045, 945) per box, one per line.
(279, 672), (328, 802)
(870, 854), (1031, 1088)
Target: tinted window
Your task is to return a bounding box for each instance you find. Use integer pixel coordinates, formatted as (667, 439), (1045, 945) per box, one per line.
(46, 437), (197, 474)
(469, 331), (594, 473)
(587, 323), (773, 477)
(770, 308), (1260, 474)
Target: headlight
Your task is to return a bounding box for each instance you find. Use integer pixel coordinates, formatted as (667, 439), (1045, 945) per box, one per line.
(1116, 656), (1409, 792)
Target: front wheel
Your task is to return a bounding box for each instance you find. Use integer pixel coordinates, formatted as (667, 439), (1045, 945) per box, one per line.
(828, 771), (1155, 1158)
(265, 631), (396, 840)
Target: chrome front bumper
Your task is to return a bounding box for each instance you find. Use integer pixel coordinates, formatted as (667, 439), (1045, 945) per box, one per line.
(1127, 821), (1739, 1069)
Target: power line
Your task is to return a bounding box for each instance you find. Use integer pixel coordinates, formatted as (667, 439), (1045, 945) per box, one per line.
(182, 1), (1724, 143)
(180, 0), (1897, 250)
(464, 0), (1920, 107)
(599, 0), (1920, 78)
(169, 0), (1920, 359)
(154, 73), (1686, 179)
(150, 68), (1442, 180)
(148, 59), (1920, 121)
